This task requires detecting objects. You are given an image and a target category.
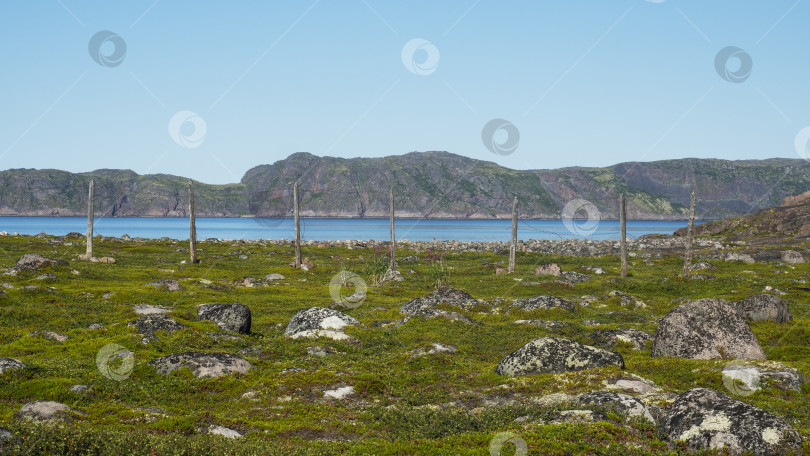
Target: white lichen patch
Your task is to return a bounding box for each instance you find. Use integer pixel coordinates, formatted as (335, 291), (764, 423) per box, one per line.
(680, 412), (732, 441)
(762, 427), (782, 445)
(319, 316), (349, 330)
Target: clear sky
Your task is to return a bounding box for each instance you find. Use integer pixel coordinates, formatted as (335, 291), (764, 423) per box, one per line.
(1, 1), (808, 184)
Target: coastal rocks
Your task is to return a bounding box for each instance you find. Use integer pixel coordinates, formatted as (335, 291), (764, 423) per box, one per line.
(725, 252), (755, 264)
(399, 288), (488, 314)
(534, 263), (561, 277)
(731, 294), (792, 323)
(14, 254), (67, 271)
(511, 295), (575, 312)
(578, 391), (655, 424)
(148, 352), (251, 378)
(658, 388), (802, 455)
(16, 401), (82, 422)
(495, 337), (624, 376)
(780, 250), (805, 264)
(128, 315), (188, 340)
(591, 329), (653, 350)
(145, 279), (182, 292)
(285, 307), (363, 341)
(652, 299), (766, 360)
(197, 303), (252, 334)
(0, 358), (26, 374)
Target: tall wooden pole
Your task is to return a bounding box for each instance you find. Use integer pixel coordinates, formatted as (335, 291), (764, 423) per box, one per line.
(389, 187), (396, 271)
(683, 190), (696, 278)
(294, 181), (301, 268)
(620, 193), (628, 278)
(86, 180), (94, 259)
(188, 179), (197, 264)
(508, 196), (518, 273)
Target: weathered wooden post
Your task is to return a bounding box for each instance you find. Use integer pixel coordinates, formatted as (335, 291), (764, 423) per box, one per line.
(389, 186), (396, 271)
(294, 181), (301, 268)
(508, 196), (518, 273)
(620, 193), (627, 278)
(188, 179), (197, 264)
(86, 179), (94, 260)
(683, 190), (696, 278)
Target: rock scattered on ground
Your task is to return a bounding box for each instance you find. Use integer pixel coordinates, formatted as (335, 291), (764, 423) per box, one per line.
(323, 385), (354, 400)
(412, 343), (457, 357)
(399, 288), (489, 314)
(558, 271), (592, 284)
(30, 330), (68, 343)
(725, 252), (755, 264)
(285, 307), (363, 341)
(0, 358), (26, 374)
(197, 303), (252, 334)
(496, 337), (624, 376)
(652, 299), (766, 360)
(16, 401), (82, 422)
(70, 385), (90, 393)
(148, 352), (251, 378)
(551, 410), (610, 424)
(265, 273), (285, 281)
(781, 249), (805, 264)
(510, 295), (575, 311)
(730, 294), (792, 323)
(128, 315), (188, 341)
(13, 254), (67, 271)
(692, 261), (718, 271)
(721, 361), (806, 393)
(145, 279), (182, 291)
(206, 425), (242, 439)
(88, 323), (105, 330)
(535, 263), (561, 276)
(513, 320), (572, 330)
(591, 329), (653, 350)
(132, 304), (170, 315)
(603, 374), (658, 395)
(578, 391), (655, 424)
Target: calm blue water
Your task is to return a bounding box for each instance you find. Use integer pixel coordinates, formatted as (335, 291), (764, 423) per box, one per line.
(0, 217), (691, 242)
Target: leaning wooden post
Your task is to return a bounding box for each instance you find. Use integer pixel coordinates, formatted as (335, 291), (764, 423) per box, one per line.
(188, 179), (197, 264)
(294, 181), (302, 268)
(683, 190), (696, 278)
(620, 193), (628, 278)
(389, 186), (396, 271)
(508, 196), (518, 273)
(86, 179), (94, 260)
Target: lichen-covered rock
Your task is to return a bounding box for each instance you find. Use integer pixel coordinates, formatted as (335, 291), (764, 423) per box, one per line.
(0, 358), (26, 374)
(591, 329), (653, 350)
(731, 294), (792, 323)
(16, 401), (82, 422)
(781, 250), (805, 264)
(128, 315), (188, 340)
(534, 263), (562, 276)
(148, 352), (251, 378)
(559, 271), (592, 284)
(722, 361), (806, 393)
(725, 252), (755, 264)
(510, 295), (575, 311)
(13, 254), (67, 271)
(496, 337), (624, 376)
(197, 303), (251, 334)
(578, 391), (655, 423)
(692, 261), (718, 271)
(658, 388), (802, 455)
(652, 299), (765, 360)
(145, 279), (182, 291)
(399, 288), (488, 314)
(206, 425), (242, 439)
(551, 410), (610, 424)
(285, 307), (363, 336)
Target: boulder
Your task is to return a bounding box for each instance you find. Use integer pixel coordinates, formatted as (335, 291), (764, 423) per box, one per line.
(397, 308), (475, 326)
(725, 253), (755, 264)
(591, 329), (653, 350)
(652, 299), (765, 360)
(731, 294), (792, 323)
(496, 337), (624, 376)
(16, 401), (82, 422)
(781, 250), (805, 264)
(399, 288), (488, 314)
(559, 271), (592, 284)
(511, 295), (575, 311)
(658, 388), (802, 455)
(148, 352), (251, 378)
(0, 358), (26, 374)
(145, 279), (182, 292)
(722, 361), (805, 393)
(14, 254), (67, 271)
(265, 273), (285, 281)
(197, 303), (251, 334)
(578, 391), (655, 423)
(285, 307), (363, 336)
(535, 263), (562, 277)
(128, 315), (188, 340)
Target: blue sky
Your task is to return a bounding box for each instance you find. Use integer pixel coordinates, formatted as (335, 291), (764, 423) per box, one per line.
(1, 1), (808, 184)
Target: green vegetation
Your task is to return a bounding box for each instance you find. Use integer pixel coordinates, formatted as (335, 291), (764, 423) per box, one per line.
(0, 234), (808, 455)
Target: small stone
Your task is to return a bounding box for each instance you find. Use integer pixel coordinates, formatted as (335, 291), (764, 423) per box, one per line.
(323, 386), (354, 400)
(0, 358), (26, 374)
(206, 425), (242, 439)
(535, 263), (562, 276)
(70, 385), (90, 393)
(265, 273), (285, 281)
(16, 401), (82, 422)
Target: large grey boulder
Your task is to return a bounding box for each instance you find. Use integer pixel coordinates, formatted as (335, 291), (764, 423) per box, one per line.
(511, 295), (575, 311)
(197, 303), (251, 334)
(285, 307), (363, 336)
(16, 401), (82, 422)
(658, 388), (802, 455)
(496, 337), (624, 376)
(652, 299), (765, 360)
(0, 358), (26, 374)
(128, 315), (188, 340)
(399, 288), (488, 314)
(591, 329), (653, 351)
(148, 352), (251, 378)
(731, 294), (792, 323)
(14, 254), (67, 271)
(578, 391), (655, 423)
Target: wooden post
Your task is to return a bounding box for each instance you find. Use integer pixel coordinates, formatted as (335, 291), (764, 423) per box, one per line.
(86, 179), (94, 260)
(294, 181), (301, 268)
(508, 196), (517, 273)
(683, 190), (696, 278)
(389, 186), (396, 271)
(188, 179), (197, 264)
(620, 193), (627, 278)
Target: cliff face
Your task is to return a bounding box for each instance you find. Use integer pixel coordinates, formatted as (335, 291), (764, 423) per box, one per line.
(0, 152), (808, 220)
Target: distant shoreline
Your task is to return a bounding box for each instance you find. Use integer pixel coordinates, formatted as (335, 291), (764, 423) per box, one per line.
(0, 215), (701, 222)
